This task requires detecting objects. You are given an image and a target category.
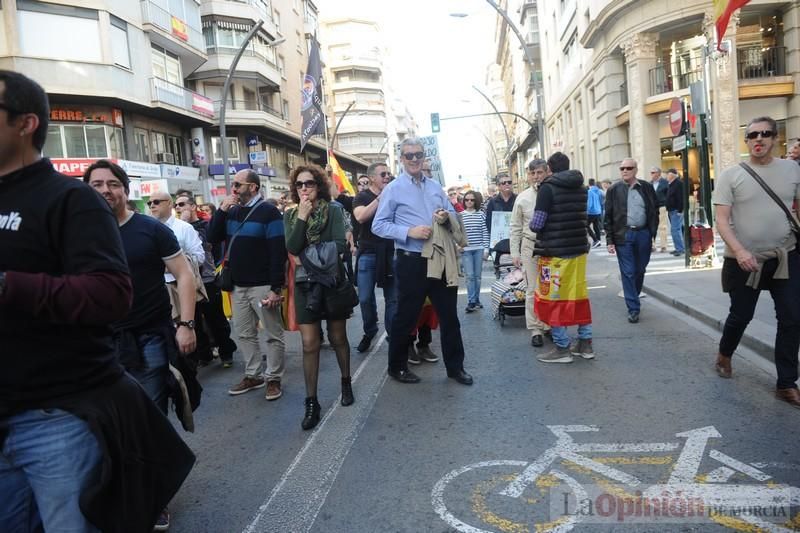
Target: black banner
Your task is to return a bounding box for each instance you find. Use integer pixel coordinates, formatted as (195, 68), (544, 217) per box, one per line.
(300, 37), (325, 152)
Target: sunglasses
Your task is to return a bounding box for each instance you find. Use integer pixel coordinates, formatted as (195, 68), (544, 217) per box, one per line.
(499, 180), (512, 185)
(295, 180), (318, 189)
(619, 166), (635, 171)
(175, 201), (189, 208)
(464, 198), (475, 202)
(358, 181), (369, 186)
(147, 199), (167, 207)
(402, 151), (425, 161)
(745, 130), (775, 140)
(232, 181), (252, 189)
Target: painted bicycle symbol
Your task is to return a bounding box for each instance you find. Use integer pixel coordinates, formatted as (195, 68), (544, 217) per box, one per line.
(432, 425), (800, 532)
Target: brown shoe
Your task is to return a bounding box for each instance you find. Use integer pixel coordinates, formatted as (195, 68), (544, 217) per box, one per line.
(775, 388), (800, 409)
(265, 380), (282, 401)
(228, 376), (265, 396)
(714, 354), (732, 379)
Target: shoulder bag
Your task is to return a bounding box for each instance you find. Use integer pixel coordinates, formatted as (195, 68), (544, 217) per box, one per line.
(214, 200), (263, 292)
(739, 162), (800, 245)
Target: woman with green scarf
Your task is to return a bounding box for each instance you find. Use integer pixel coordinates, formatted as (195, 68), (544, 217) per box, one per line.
(284, 164), (354, 430)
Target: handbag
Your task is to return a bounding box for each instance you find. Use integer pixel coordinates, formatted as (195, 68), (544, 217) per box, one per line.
(214, 200), (264, 292)
(739, 162), (800, 245)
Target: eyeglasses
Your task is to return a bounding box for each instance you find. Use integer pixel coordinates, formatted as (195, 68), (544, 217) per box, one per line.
(358, 182), (369, 187)
(745, 130), (775, 140)
(147, 199), (167, 207)
(295, 180), (318, 189)
(175, 201), (189, 208)
(232, 181), (252, 189)
(619, 166), (636, 171)
(379, 171), (390, 177)
(402, 151), (425, 161)
(499, 180), (512, 185)
(464, 198), (475, 202)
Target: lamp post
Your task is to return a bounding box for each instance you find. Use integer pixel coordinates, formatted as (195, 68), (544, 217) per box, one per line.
(220, 23), (284, 194)
(471, 85), (513, 169)
(330, 100), (356, 151)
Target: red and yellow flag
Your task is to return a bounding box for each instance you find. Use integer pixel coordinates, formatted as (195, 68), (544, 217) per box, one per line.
(327, 149), (354, 196)
(713, 0), (751, 50)
(534, 255), (592, 327)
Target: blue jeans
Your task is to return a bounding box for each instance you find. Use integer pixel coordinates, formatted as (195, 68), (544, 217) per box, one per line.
(615, 228), (652, 314)
(668, 210), (685, 253)
(0, 409), (102, 532)
(551, 324), (593, 349)
(128, 333), (170, 414)
(461, 249), (484, 306)
(357, 253), (397, 339)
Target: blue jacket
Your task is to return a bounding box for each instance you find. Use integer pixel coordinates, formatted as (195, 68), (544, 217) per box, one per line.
(587, 186), (603, 216)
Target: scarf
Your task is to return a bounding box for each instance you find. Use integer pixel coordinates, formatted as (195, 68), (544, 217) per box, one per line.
(287, 199), (329, 244)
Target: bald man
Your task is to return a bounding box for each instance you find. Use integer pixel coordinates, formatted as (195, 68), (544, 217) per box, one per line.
(148, 191), (205, 285)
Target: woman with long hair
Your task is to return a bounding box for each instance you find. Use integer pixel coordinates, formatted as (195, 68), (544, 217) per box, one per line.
(460, 190), (490, 312)
(284, 164), (354, 430)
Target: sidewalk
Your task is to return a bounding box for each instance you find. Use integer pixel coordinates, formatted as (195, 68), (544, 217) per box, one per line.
(642, 265), (777, 363)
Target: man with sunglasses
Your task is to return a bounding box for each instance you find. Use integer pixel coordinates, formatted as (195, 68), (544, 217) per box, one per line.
(373, 138), (473, 385)
(209, 170), (287, 400)
(485, 172), (517, 273)
(352, 162), (397, 353)
(603, 158), (658, 324)
(712, 116), (800, 408)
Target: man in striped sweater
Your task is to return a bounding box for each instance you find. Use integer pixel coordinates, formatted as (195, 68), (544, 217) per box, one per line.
(208, 169), (287, 400)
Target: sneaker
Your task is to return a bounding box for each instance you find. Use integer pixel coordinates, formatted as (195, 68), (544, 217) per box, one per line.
(537, 345), (574, 364)
(265, 380), (282, 401)
(417, 345), (439, 363)
(570, 339), (595, 360)
(221, 358), (233, 369)
(153, 508), (169, 531)
(356, 334), (374, 353)
(228, 376), (265, 395)
(476, 302), (484, 309)
(465, 303), (476, 313)
(408, 344), (421, 365)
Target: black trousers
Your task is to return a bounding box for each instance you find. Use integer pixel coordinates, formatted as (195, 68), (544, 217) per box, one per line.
(587, 215), (602, 243)
(389, 253), (465, 374)
(719, 253), (800, 389)
(199, 282), (237, 361)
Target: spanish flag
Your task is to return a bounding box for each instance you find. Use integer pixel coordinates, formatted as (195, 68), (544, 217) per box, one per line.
(714, 0), (751, 50)
(534, 255), (592, 327)
(327, 149), (355, 196)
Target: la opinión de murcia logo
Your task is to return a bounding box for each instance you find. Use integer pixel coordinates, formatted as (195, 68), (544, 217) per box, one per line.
(0, 211), (22, 231)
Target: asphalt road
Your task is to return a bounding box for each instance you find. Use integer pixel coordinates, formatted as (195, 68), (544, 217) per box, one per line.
(169, 250), (800, 533)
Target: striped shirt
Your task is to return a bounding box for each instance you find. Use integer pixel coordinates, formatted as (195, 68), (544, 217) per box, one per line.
(460, 209), (489, 251)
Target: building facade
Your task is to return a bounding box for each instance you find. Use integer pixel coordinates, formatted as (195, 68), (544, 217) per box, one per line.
(0, 0), (368, 203)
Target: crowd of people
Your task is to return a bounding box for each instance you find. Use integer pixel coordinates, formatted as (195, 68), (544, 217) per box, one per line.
(2, 67), (800, 533)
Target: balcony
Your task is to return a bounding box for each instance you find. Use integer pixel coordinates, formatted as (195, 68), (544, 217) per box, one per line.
(150, 78), (215, 121)
(212, 99), (286, 128)
(141, 0), (206, 72)
(192, 47), (281, 88)
(648, 53), (704, 96)
(200, 0), (279, 38)
(737, 46), (786, 80)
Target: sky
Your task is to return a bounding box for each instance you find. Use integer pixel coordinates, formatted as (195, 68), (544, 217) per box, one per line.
(316, 0), (497, 189)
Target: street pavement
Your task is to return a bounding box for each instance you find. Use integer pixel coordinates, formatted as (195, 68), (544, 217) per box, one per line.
(167, 243), (800, 533)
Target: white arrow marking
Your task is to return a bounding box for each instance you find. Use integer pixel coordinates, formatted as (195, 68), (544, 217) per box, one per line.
(668, 426), (721, 484)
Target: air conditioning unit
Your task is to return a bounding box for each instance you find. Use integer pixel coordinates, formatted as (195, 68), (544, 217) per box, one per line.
(155, 152), (175, 164)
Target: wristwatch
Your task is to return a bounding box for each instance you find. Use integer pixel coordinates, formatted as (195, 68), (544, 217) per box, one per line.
(176, 320), (195, 330)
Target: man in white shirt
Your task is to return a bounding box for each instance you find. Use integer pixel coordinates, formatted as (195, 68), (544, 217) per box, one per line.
(148, 191), (205, 282)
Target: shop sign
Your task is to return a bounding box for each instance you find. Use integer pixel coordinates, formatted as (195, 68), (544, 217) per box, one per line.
(117, 159), (161, 178)
(171, 16), (188, 42)
(51, 158), (103, 177)
(161, 165), (200, 179)
(140, 179), (169, 196)
(208, 163), (250, 176)
(249, 151), (268, 165)
(112, 108), (124, 127)
(50, 108), (114, 125)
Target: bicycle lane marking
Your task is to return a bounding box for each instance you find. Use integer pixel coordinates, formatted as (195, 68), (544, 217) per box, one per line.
(241, 332), (388, 533)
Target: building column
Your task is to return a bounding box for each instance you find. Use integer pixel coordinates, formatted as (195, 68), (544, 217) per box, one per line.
(621, 33), (660, 169)
(704, 10), (741, 174)
(783, 1), (800, 139)
(593, 53), (630, 179)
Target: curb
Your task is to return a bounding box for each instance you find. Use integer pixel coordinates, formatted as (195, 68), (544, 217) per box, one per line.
(642, 283), (776, 365)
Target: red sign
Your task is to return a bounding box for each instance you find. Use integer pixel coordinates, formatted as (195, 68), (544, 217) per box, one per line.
(51, 158), (108, 177)
(669, 98), (684, 137)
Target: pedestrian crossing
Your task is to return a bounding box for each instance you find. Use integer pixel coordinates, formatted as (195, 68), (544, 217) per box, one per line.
(589, 234), (726, 273)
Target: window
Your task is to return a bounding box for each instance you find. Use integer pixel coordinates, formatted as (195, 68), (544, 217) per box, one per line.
(211, 136), (240, 163)
(134, 128), (151, 161)
(151, 45), (182, 85)
(243, 88), (256, 110)
(273, 8), (281, 30)
(296, 31), (302, 53)
(278, 55), (286, 77)
(151, 132), (167, 154)
(282, 99), (289, 120)
(110, 15), (130, 69)
(167, 135), (185, 165)
(42, 124), (124, 159)
(44, 126), (65, 158)
(17, 0), (101, 62)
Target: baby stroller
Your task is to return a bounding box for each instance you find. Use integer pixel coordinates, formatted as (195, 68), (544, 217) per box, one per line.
(492, 238), (511, 279)
(491, 255), (527, 326)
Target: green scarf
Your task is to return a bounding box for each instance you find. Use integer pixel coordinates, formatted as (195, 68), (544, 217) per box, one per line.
(288, 199), (329, 244)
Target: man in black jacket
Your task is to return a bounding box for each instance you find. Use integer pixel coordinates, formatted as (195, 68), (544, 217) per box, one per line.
(665, 169), (685, 256)
(604, 158), (659, 323)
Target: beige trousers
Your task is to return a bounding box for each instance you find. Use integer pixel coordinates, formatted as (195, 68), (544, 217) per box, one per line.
(656, 206), (668, 250)
(521, 239), (549, 334)
(232, 285), (285, 380)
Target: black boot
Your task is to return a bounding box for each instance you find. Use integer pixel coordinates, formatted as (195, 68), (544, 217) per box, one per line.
(341, 377), (354, 406)
(301, 396), (321, 430)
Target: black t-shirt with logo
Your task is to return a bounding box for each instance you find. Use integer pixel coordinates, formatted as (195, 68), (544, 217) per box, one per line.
(114, 213), (181, 331)
(0, 159), (130, 415)
(353, 189), (394, 253)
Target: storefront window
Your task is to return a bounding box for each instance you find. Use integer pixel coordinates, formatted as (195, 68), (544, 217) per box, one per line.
(85, 125), (107, 158)
(44, 126), (65, 158)
(43, 124), (124, 160)
(63, 125), (88, 158)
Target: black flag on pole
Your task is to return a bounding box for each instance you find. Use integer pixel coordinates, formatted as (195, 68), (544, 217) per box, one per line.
(300, 37), (325, 152)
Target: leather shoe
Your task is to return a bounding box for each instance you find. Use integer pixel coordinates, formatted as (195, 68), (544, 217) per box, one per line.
(775, 388), (800, 409)
(447, 369), (473, 386)
(714, 354), (732, 379)
(531, 334), (544, 347)
(627, 311), (640, 323)
(387, 368), (420, 384)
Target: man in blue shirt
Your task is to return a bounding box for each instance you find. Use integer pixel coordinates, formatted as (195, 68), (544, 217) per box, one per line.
(372, 138), (472, 385)
(586, 178), (603, 248)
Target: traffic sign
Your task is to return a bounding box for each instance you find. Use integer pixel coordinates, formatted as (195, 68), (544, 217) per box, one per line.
(672, 136), (687, 152)
(669, 98), (684, 137)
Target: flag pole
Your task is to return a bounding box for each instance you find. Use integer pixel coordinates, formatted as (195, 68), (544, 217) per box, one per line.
(316, 34), (331, 167)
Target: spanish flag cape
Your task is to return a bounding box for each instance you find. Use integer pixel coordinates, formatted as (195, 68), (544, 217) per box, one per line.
(714, 0), (751, 50)
(534, 255), (592, 327)
(328, 149), (355, 196)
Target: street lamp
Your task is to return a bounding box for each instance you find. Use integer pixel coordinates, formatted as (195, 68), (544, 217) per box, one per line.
(330, 100), (356, 150)
(220, 25), (285, 194)
(471, 86), (512, 168)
